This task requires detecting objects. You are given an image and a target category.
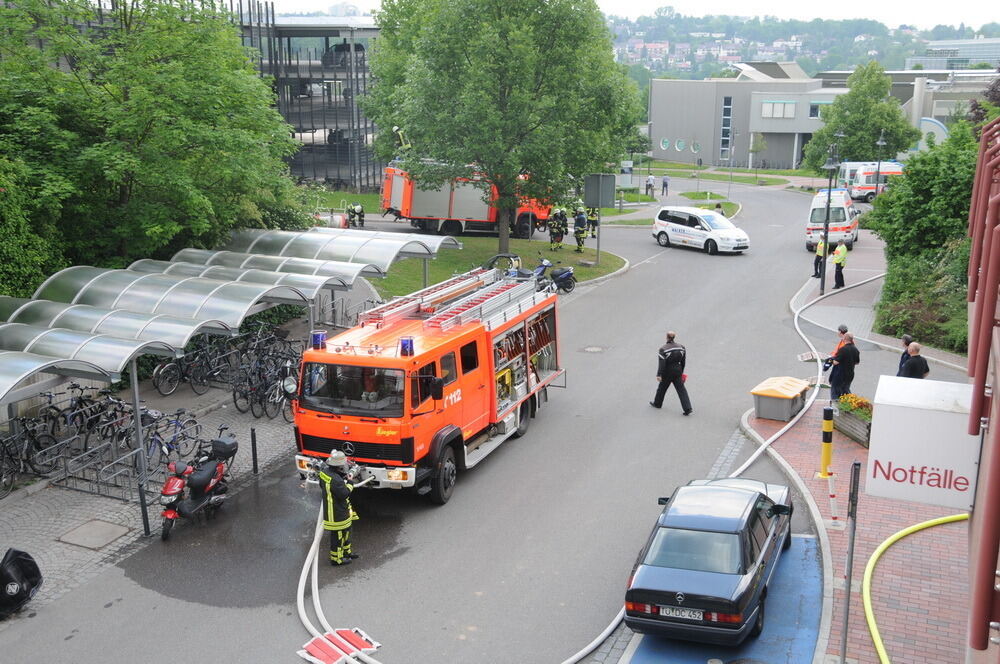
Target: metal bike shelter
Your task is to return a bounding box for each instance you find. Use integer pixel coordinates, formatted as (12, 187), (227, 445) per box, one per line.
(224, 227), (462, 287)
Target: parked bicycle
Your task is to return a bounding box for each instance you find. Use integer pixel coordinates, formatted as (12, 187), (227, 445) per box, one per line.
(0, 418), (60, 499)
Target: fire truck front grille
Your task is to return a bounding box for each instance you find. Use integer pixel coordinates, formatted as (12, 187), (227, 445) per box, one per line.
(301, 434), (404, 462)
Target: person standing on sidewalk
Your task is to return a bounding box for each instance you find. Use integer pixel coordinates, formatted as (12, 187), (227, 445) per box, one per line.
(830, 332), (860, 400)
(899, 342), (930, 379)
(661, 174), (670, 197)
(650, 331), (692, 415)
(825, 324), (848, 392)
(645, 174), (655, 197)
(832, 240), (848, 289)
(812, 239), (825, 278)
(896, 334), (914, 375)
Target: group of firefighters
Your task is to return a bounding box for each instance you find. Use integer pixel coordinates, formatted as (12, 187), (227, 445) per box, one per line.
(548, 206), (598, 252)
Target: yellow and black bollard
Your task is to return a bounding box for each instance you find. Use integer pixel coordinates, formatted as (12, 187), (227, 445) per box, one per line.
(818, 406), (834, 478)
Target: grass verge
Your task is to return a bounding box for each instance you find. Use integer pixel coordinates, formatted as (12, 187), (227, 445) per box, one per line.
(372, 236), (626, 298)
(309, 189), (383, 212)
(680, 191), (724, 200)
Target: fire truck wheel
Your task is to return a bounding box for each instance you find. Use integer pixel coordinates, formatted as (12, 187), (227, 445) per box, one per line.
(512, 400), (532, 438)
(515, 216), (533, 239)
(429, 445), (457, 505)
(440, 220), (462, 236)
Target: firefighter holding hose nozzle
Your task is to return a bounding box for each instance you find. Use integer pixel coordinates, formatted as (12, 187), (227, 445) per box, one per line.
(319, 451), (361, 566)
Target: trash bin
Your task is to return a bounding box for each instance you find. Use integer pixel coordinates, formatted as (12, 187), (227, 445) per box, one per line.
(751, 376), (810, 422)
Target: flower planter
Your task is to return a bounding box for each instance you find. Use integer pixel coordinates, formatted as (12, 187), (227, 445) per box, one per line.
(834, 410), (870, 448)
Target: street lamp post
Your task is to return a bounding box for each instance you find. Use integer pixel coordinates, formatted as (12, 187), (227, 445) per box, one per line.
(872, 129), (887, 203)
(819, 150), (839, 296)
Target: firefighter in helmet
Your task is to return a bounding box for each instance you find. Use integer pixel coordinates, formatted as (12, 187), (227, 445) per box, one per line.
(549, 208), (567, 250)
(586, 207), (599, 239)
(573, 207), (588, 253)
(319, 451), (360, 566)
(347, 203), (365, 228)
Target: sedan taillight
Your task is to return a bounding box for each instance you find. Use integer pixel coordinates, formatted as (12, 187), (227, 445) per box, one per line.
(706, 611), (742, 623)
(625, 601), (655, 615)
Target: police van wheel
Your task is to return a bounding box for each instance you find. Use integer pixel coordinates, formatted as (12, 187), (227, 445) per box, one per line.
(846, 242), (854, 251)
(657, 232), (670, 248)
(428, 445), (457, 505)
(705, 240), (718, 256)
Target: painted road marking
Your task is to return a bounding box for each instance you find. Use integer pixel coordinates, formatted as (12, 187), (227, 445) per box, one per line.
(625, 536), (821, 664)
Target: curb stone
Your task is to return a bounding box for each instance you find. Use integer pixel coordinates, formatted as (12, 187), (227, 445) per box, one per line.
(738, 408), (833, 664)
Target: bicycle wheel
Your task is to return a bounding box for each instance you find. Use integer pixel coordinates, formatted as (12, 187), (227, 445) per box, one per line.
(178, 418), (200, 457)
(189, 363), (210, 395)
(232, 370), (251, 413)
(27, 433), (60, 475)
(0, 453), (15, 499)
(282, 397), (294, 423)
(264, 386), (281, 419)
(156, 363), (182, 396)
(38, 406), (64, 438)
(249, 391), (265, 419)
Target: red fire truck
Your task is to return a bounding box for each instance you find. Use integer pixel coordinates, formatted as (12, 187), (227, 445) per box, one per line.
(292, 268), (563, 504)
(381, 166), (551, 239)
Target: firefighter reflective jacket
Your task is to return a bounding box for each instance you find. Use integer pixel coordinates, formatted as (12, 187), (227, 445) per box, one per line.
(832, 244), (848, 265)
(815, 240), (825, 257)
(319, 470), (356, 531)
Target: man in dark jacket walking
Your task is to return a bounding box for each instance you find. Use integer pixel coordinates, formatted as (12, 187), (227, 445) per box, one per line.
(319, 451), (360, 566)
(650, 331), (692, 415)
(896, 334), (914, 376)
(830, 332), (860, 400)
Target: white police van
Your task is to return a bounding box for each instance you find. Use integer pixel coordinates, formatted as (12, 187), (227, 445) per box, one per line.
(805, 189), (860, 252)
(652, 206), (749, 255)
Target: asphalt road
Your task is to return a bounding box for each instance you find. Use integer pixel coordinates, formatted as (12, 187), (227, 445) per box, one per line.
(1, 184), (831, 663)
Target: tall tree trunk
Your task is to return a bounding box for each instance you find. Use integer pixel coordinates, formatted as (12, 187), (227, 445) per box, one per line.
(497, 205), (513, 255)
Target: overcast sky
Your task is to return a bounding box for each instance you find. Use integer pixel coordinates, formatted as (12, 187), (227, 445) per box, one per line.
(272, 0), (996, 31)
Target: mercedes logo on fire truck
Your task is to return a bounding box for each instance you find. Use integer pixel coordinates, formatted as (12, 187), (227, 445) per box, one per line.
(342, 442), (355, 456)
(675, 592), (685, 605)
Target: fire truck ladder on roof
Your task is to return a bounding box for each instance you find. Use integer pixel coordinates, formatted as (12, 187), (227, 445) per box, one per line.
(424, 280), (538, 331)
(358, 268), (497, 328)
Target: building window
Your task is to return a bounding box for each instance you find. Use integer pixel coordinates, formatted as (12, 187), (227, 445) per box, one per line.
(720, 147), (730, 161)
(722, 106), (732, 118)
(761, 102), (773, 118)
(785, 103), (795, 118)
(762, 101), (795, 119)
(721, 128), (730, 138)
(722, 117), (731, 128)
(723, 96), (732, 106)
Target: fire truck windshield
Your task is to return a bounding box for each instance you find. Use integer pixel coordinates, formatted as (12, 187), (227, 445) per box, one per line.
(300, 362), (405, 418)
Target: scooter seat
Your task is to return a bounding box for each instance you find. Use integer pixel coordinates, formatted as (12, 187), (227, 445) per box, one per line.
(187, 463), (216, 494)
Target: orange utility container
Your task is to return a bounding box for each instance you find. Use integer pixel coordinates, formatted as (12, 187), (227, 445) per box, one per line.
(293, 268), (563, 504)
(381, 166), (550, 239)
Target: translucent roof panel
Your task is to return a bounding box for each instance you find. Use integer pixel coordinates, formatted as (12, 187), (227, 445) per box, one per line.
(33, 268), (308, 329)
(308, 227), (463, 253)
(224, 229), (457, 271)
(0, 351), (110, 403)
(129, 259), (351, 296)
(171, 249), (385, 281)
(0, 323), (175, 374)
(0, 296), (230, 348)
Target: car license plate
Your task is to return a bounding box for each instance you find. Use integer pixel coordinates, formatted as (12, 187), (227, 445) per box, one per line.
(660, 606), (703, 621)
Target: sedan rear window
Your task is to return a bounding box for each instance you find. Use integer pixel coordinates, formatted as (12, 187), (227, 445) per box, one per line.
(644, 527), (741, 574)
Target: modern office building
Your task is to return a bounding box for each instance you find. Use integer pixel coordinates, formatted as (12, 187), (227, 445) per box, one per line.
(906, 38), (1000, 70)
(649, 62), (1000, 169)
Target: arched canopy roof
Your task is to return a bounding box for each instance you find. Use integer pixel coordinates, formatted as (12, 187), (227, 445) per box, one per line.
(0, 323), (176, 375)
(129, 259), (352, 297)
(306, 227), (463, 253)
(33, 266), (309, 329)
(171, 249), (385, 281)
(0, 296), (231, 349)
(224, 229), (460, 271)
(0, 351), (111, 404)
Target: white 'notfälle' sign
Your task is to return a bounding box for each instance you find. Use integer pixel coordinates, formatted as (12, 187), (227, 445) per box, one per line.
(866, 376), (979, 510)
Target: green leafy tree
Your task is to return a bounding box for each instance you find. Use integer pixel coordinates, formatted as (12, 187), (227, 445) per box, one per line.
(748, 132), (767, 178)
(364, 0), (641, 253)
(802, 62), (920, 171)
(866, 122), (978, 352)
(0, 0), (304, 273)
(0, 157), (63, 296)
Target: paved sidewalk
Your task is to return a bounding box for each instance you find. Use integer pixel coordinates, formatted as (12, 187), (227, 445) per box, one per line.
(745, 407), (969, 664)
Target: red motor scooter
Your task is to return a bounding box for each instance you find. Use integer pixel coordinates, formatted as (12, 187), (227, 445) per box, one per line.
(159, 426), (238, 541)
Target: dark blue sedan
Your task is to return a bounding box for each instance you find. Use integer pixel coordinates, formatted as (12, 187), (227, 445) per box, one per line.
(624, 478), (793, 645)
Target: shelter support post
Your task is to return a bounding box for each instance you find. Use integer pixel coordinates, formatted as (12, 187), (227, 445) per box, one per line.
(130, 358), (151, 537)
(423, 258), (429, 288)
